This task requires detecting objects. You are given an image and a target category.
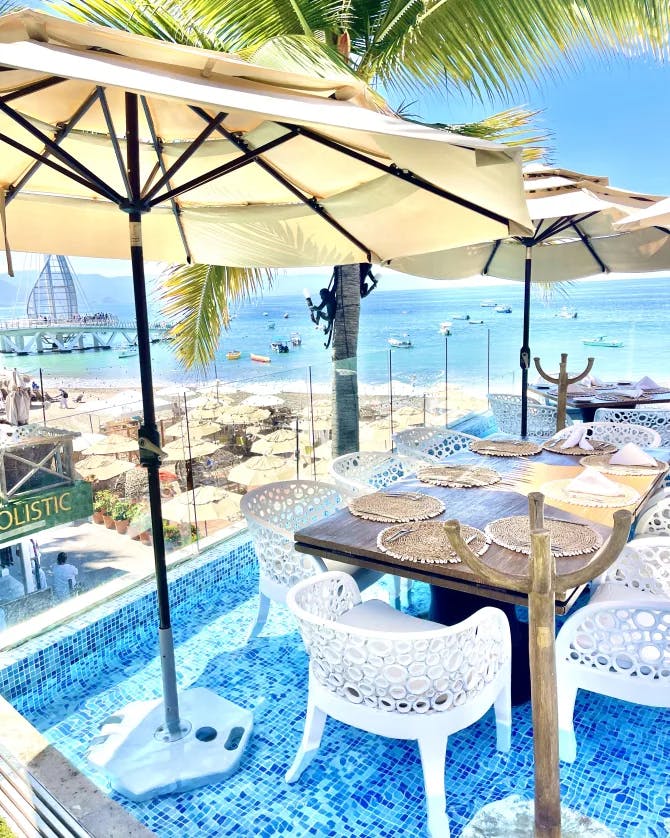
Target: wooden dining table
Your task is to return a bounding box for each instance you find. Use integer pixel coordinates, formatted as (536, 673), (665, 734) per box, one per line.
(294, 445), (668, 703)
(528, 383), (670, 422)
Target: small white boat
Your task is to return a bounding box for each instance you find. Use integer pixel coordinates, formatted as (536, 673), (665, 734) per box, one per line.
(270, 340), (289, 353)
(582, 336), (623, 348)
(495, 305), (512, 313)
(388, 334), (412, 348)
(290, 332), (302, 346)
(556, 307), (578, 319)
(118, 349), (138, 359)
(468, 319), (485, 325)
(283, 312), (289, 318)
(439, 321), (452, 335)
(480, 299), (497, 307)
(267, 321), (276, 330)
(451, 313), (470, 320)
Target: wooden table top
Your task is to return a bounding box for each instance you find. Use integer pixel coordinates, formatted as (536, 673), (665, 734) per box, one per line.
(295, 447), (667, 612)
(528, 384), (670, 412)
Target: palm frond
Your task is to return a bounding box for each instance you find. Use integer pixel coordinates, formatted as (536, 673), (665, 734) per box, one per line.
(443, 107), (551, 163)
(158, 263), (272, 370)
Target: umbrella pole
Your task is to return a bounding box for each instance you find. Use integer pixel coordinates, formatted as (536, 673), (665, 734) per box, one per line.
(39, 367), (46, 426)
(388, 350), (394, 451)
(126, 93), (183, 738)
(520, 249), (532, 437)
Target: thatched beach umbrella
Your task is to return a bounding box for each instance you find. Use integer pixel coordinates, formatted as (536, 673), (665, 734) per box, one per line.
(162, 438), (221, 461)
(218, 405), (271, 425)
(83, 434), (139, 455)
(162, 419), (221, 438)
(242, 393), (284, 408)
(76, 455), (135, 481)
(228, 454), (295, 487)
(161, 485), (241, 524)
(251, 428), (298, 455)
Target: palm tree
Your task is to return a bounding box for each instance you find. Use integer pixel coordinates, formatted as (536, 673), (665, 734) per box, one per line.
(55, 0), (669, 453)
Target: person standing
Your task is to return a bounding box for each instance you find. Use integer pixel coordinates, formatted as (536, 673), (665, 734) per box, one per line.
(58, 388), (69, 409)
(51, 552), (78, 601)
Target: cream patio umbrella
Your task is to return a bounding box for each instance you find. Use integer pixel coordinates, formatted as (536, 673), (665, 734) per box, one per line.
(76, 455), (135, 481)
(250, 428), (298, 455)
(190, 399), (232, 420)
(82, 434), (139, 455)
(242, 394), (284, 408)
(218, 406), (271, 424)
(228, 454), (296, 487)
(162, 438), (221, 461)
(614, 197), (670, 231)
(161, 485), (241, 526)
(0, 8), (530, 797)
(388, 166), (670, 435)
(162, 419), (221, 438)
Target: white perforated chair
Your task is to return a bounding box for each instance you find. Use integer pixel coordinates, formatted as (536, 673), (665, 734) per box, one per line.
(635, 496), (670, 536)
(488, 393), (560, 438)
(285, 571), (512, 838)
(555, 598), (670, 763)
(240, 481), (382, 641)
(393, 426), (477, 464)
(329, 451), (425, 498)
(551, 421), (662, 448)
(594, 407), (670, 445)
(589, 536), (670, 602)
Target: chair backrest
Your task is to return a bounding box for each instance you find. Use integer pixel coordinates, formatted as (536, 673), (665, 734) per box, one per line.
(329, 451), (424, 497)
(581, 421), (662, 447)
(488, 393), (558, 438)
(393, 426), (476, 463)
(593, 536), (670, 598)
(635, 496), (670, 536)
(287, 571), (510, 714)
(594, 407), (670, 446)
(240, 480), (344, 588)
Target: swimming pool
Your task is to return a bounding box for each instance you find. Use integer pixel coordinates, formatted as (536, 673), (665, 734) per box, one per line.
(0, 533), (668, 837)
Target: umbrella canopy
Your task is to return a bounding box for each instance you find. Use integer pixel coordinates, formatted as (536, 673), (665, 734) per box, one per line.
(388, 166), (670, 434)
(161, 485), (241, 523)
(162, 438), (221, 461)
(228, 454), (295, 487)
(72, 431), (106, 452)
(614, 198), (670, 232)
(251, 428), (298, 455)
(83, 434), (138, 455)
(76, 455), (135, 481)
(219, 406), (271, 424)
(242, 393), (284, 408)
(162, 419), (221, 438)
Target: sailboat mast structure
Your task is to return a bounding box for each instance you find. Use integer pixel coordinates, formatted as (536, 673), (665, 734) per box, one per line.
(26, 255), (79, 322)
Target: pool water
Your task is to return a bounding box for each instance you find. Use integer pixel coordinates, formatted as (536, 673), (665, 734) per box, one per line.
(1, 534), (669, 837)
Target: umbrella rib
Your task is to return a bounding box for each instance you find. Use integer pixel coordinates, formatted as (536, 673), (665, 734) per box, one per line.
(4, 87), (101, 206)
(1, 75), (66, 103)
(0, 98), (126, 205)
(570, 220), (608, 273)
(140, 95), (192, 264)
(97, 87), (132, 199)
(189, 106), (372, 261)
(280, 122), (514, 229)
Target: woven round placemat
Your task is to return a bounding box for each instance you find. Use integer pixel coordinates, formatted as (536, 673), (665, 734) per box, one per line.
(486, 515), (603, 557)
(542, 438), (617, 456)
(417, 464), (501, 488)
(578, 454), (669, 477)
(378, 522), (489, 564)
(540, 479), (640, 509)
(348, 491), (444, 523)
(470, 439), (541, 457)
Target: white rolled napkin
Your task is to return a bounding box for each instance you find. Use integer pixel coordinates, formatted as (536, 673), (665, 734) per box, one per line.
(566, 467), (626, 497)
(590, 375), (606, 387)
(609, 443), (657, 467)
(559, 425), (594, 451)
(617, 388), (642, 399)
(635, 376), (660, 390)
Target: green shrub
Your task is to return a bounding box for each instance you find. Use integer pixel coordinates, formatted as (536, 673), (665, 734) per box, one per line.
(162, 521), (181, 545)
(112, 499), (134, 521)
(94, 489), (117, 515)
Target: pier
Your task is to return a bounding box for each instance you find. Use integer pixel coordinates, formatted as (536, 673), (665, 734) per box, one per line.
(0, 317), (169, 355)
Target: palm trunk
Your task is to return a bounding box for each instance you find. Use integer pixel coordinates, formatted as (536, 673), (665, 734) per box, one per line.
(331, 264), (360, 456)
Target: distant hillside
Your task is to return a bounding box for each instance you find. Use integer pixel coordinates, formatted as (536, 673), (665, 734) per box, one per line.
(0, 269), (138, 311)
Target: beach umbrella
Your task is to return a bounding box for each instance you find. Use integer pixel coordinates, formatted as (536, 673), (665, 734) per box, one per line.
(162, 419), (221, 438)
(242, 394), (284, 408)
(0, 9), (530, 794)
(82, 434), (138, 455)
(161, 485), (241, 524)
(162, 438), (221, 461)
(228, 454), (296, 487)
(387, 166), (670, 435)
(218, 406), (271, 424)
(76, 455), (135, 481)
(156, 385), (198, 399)
(251, 428), (298, 455)
(72, 432), (106, 452)
(614, 198), (670, 232)
(190, 398), (232, 420)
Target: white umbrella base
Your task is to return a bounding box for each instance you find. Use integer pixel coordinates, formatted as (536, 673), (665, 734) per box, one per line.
(461, 795), (616, 837)
(87, 687), (253, 801)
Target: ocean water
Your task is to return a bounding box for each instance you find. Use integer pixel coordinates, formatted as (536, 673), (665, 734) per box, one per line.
(2, 275), (669, 395)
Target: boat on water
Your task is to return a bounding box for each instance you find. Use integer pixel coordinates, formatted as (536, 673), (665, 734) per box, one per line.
(468, 319), (485, 325)
(439, 321), (452, 335)
(451, 313), (470, 320)
(263, 312), (269, 317)
(388, 334), (412, 348)
(290, 332), (302, 346)
(118, 350), (138, 359)
(480, 299), (497, 307)
(582, 336), (623, 348)
(250, 353), (271, 363)
(283, 312), (289, 319)
(267, 322), (276, 330)
(556, 307), (578, 319)
(226, 350), (241, 360)
(270, 340), (289, 353)
(495, 305), (512, 313)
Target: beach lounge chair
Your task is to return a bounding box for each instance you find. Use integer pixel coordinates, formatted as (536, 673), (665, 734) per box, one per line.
(239, 480), (382, 642)
(285, 571), (512, 838)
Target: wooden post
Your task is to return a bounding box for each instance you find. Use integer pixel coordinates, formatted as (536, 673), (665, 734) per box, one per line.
(444, 498), (633, 838)
(533, 353), (594, 431)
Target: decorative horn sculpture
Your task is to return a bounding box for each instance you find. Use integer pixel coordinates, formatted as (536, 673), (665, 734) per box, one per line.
(534, 352), (595, 431)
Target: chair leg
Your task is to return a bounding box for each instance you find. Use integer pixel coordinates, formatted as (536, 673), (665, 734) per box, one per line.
(246, 592), (271, 642)
(417, 734), (449, 838)
(392, 577), (414, 608)
(494, 678), (512, 752)
(557, 678), (579, 763)
(285, 694), (328, 784)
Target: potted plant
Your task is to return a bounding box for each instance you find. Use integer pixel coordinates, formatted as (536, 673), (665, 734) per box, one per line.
(127, 502), (145, 539)
(112, 499), (134, 535)
(162, 521), (181, 550)
(92, 490), (107, 525)
(95, 490), (117, 529)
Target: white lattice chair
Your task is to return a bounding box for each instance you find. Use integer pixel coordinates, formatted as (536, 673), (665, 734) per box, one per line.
(329, 451), (425, 497)
(393, 426), (477, 464)
(285, 571), (512, 838)
(638, 487), (670, 519)
(552, 421), (662, 447)
(590, 536), (670, 602)
(635, 496), (670, 536)
(556, 598), (670, 763)
(594, 407), (670, 445)
(240, 481), (381, 641)
(487, 393), (560, 438)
